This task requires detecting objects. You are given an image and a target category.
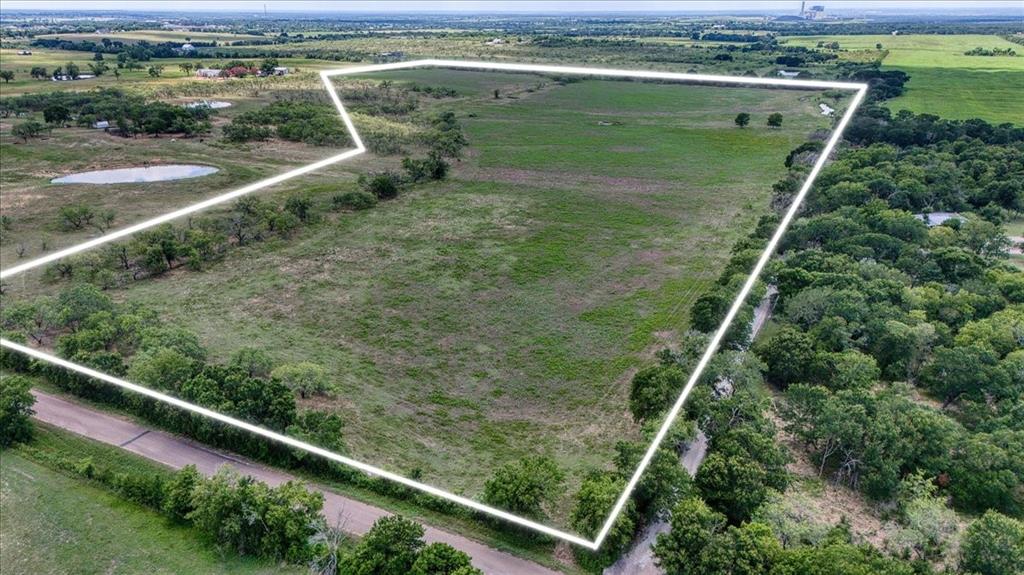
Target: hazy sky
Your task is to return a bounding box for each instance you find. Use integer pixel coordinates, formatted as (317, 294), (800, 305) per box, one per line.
(2, 0), (1021, 13)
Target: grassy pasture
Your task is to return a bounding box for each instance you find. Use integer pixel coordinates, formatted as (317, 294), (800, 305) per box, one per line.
(780, 34), (1024, 124)
(0, 109), (355, 274)
(90, 70), (837, 526)
(0, 426), (301, 575)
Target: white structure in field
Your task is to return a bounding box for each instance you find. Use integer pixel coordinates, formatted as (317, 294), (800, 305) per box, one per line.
(0, 60), (867, 550)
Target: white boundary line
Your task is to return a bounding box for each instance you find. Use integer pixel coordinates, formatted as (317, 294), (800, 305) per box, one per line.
(0, 59), (867, 549)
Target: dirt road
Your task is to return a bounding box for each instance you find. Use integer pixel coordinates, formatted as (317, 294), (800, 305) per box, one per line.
(603, 287), (775, 575)
(29, 390), (560, 575)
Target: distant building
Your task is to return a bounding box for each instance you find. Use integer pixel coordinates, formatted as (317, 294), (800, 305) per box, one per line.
(180, 43), (196, 53)
(195, 68), (221, 78)
(777, 70), (801, 78)
(485, 38), (505, 46)
(914, 212), (966, 227)
(16, 50), (32, 55)
(52, 74), (95, 81)
(375, 51), (405, 63)
(92, 120), (110, 129)
(271, 66), (289, 75)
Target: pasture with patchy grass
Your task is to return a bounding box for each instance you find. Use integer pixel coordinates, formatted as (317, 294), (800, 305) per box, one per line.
(23, 68), (838, 526)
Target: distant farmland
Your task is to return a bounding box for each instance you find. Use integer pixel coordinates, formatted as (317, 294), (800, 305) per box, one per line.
(781, 34), (1024, 124)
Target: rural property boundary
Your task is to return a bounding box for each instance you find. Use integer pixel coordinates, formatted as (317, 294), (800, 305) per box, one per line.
(0, 59), (868, 549)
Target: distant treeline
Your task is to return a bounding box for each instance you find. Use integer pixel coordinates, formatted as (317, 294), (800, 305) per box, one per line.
(30, 38), (214, 60)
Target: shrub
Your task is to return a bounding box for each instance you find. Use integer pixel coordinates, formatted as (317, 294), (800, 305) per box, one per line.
(0, 374), (35, 446)
(332, 190), (378, 211)
(360, 171), (403, 200)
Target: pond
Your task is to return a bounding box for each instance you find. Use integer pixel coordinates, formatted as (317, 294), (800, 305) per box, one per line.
(184, 100), (232, 109)
(51, 165), (220, 184)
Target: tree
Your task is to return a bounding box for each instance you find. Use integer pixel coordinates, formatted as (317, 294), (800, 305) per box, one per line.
(229, 347), (274, 379)
(88, 61), (108, 77)
(148, 65), (164, 78)
(654, 497), (781, 575)
(127, 347), (197, 392)
(65, 61), (80, 79)
(12, 120), (45, 142)
(767, 113), (784, 128)
(960, 510), (1024, 575)
(58, 204), (95, 230)
(340, 515), (425, 575)
(481, 455), (564, 519)
(0, 374), (35, 446)
(259, 57), (279, 75)
(696, 450), (775, 525)
(755, 326), (818, 387)
(179, 62), (195, 75)
(0, 70), (13, 83)
(734, 112), (751, 128)
(271, 362), (328, 398)
(162, 464), (201, 521)
(629, 364), (687, 422)
(571, 472), (636, 569)
(410, 543), (481, 575)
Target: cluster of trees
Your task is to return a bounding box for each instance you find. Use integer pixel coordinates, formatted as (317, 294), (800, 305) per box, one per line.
(225, 100), (350, 146)
(30, 37), (212, 60)
(1, 89), (212, 138)
(964, 46), (1017, 57)
(0, 284), (342, 463)
(170, 466), (325, 563)
(734, 112), (784, 128)
(335, 515), (482, 575)
(627, 107), (1022, 572)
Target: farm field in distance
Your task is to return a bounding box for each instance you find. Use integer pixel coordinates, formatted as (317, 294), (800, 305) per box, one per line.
(93, 68), (840, 527)
(780, 33), (1024, 123)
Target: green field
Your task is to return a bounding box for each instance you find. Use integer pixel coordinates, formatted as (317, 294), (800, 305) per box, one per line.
(0, 431), (301, 575)
(93, 70), (838, 525)
(781, 34), (1024, 124)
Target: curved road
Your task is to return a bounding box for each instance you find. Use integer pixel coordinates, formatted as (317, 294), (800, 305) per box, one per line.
(28, 390), (560, 575)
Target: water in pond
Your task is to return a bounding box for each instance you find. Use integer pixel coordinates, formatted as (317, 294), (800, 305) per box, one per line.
(51, 165), (219, 184)
(184, 100), (232, 109)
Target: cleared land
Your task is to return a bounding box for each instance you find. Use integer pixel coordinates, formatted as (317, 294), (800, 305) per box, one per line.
(82, 69), (838, 526)
(0, 427), (301, 575)
(781, 34), (1024, 124)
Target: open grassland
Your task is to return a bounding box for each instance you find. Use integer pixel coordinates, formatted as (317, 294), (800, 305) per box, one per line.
(781, 34), (1024, 124)
(0, 427), (301, 575)
(94, 69), (837, 525)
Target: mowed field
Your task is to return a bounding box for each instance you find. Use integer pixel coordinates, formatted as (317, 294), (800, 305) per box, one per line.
(104, 69), (837, 525)
(0, 427), (301, 575)
(781, 34), (1024, 124)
